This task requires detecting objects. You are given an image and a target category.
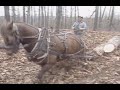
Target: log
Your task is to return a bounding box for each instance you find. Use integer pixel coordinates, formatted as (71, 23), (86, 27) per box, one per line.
(93, 43), (106, 55)
(104, 36), (120, 52)
(93, 36), (120, 55)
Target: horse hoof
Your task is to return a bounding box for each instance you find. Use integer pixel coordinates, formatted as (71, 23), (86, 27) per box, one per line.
(32, 78), (43, 84)
(6, 52), (13, 56)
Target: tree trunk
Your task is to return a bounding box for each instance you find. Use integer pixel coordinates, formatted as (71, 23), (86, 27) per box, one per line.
(27, 6), (30, 24)
(60, 6), (64, 29)
(33, 6), (37, 26)
(38, 6), (41, 27)
(77, 6), (79, 17)
(23, 6), (26, 22)
(50, 6), (53, 28)
(12, 6), (16, 22)
(93, 36), (120, 55)
(101, 6), (106, 20)
(46, 6), (49, 28)
(41, 6), (44, 27)
(99, 6), (102, 28)
(64, 6), (67, 29)
(31, 6), (33, 25)
(93, 6), (99, 31)
(4, 6), (10, 21)
(109, 6), (114, 31)
(70, 6), (73, 29)
(55, 6), (62, 33)
(74, 6), (77, 22)
(108, 6), (112, 20)
(17, 7), (20, 21)
(44, 6), (47, 27)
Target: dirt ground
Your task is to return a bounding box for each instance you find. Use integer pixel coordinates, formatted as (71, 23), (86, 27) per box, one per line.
(0, 30), (120, 84)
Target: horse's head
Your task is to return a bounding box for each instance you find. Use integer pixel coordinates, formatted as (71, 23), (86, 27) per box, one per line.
(0, 21), (20, 55)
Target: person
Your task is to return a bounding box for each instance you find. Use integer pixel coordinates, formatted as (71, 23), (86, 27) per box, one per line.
(72, 16), (87, 36)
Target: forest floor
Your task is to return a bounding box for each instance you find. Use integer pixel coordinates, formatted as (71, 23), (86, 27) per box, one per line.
(0, 30), (120, 84)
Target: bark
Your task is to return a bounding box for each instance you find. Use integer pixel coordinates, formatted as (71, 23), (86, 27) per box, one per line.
(74, 6), (77, 22)
(109, 6), (114, 31)
(46, 6), (49, 28)
(70, 6), (73, 29)
(41, 6), (44, 27)
(27, 6), (30, 24)
(23, 6), (26, 22)
(4, 6), (10, 21)
(93, 6), (99, 31)
(55, 6), (62, 33)
(12, 6), (16, 21)
(17, 7), (20, 21)
(38, 6), (41, 27)
(64, 6), (67, 29)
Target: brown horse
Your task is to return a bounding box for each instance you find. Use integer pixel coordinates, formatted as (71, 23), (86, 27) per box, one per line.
(0, 20), (85, 83)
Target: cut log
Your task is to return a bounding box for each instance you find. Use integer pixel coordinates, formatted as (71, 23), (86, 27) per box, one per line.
(93, 36), (120, 55)
(104, 36), (120, 52)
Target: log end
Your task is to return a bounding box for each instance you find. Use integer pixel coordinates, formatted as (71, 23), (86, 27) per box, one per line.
(104, 44), (115, 52)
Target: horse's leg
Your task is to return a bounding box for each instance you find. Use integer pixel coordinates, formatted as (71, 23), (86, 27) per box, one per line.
(37, 63), (53, 83)
(37, 54), (57, 83)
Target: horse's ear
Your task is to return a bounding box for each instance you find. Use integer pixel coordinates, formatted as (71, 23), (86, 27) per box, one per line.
(7, 21), (13, 30)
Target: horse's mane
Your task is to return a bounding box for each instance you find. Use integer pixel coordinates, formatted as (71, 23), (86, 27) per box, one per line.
(16, 22), (39, 30)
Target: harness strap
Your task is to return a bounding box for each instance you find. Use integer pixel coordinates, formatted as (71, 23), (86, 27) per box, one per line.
(31, 28), (42, 53)
(13, 23), (19, 35)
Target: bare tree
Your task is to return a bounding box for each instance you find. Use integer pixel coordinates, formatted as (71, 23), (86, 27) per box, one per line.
(27, 6), (30, 24)
(31, 6), (33, 25)
(17, 7), (20, 21)
(99, 6), (102, 28)
(4, 6), (10, 21)
(108, 6), (112, 20)
(99, 6), (106, 29)
(70, 6), (73, 28)
(93, 6), (99, 31)
(64, 6), (67, 29)
(109, 6), (114, 31)
(60, 6), (64, 29)
(33, 6), (37, 26)
(12, 6), (16, 21)
(23, 6), (26, 22)
(38, 6), (41, 27)
(74, 6), (77, 22)
(44, 6), (46, 27)
(77, 6), (79, 17)
(55, 6), (62, 33)
(50, 6), (54, 28)
(41, 6), (44, 27)
(101, 6), (106, 20)
(46, 6), (49, 28)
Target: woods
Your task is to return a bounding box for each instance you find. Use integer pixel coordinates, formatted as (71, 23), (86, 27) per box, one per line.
(2, 6), (120, 84)
(2, 6), (119, 31)
(4, 6), (10, 21)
